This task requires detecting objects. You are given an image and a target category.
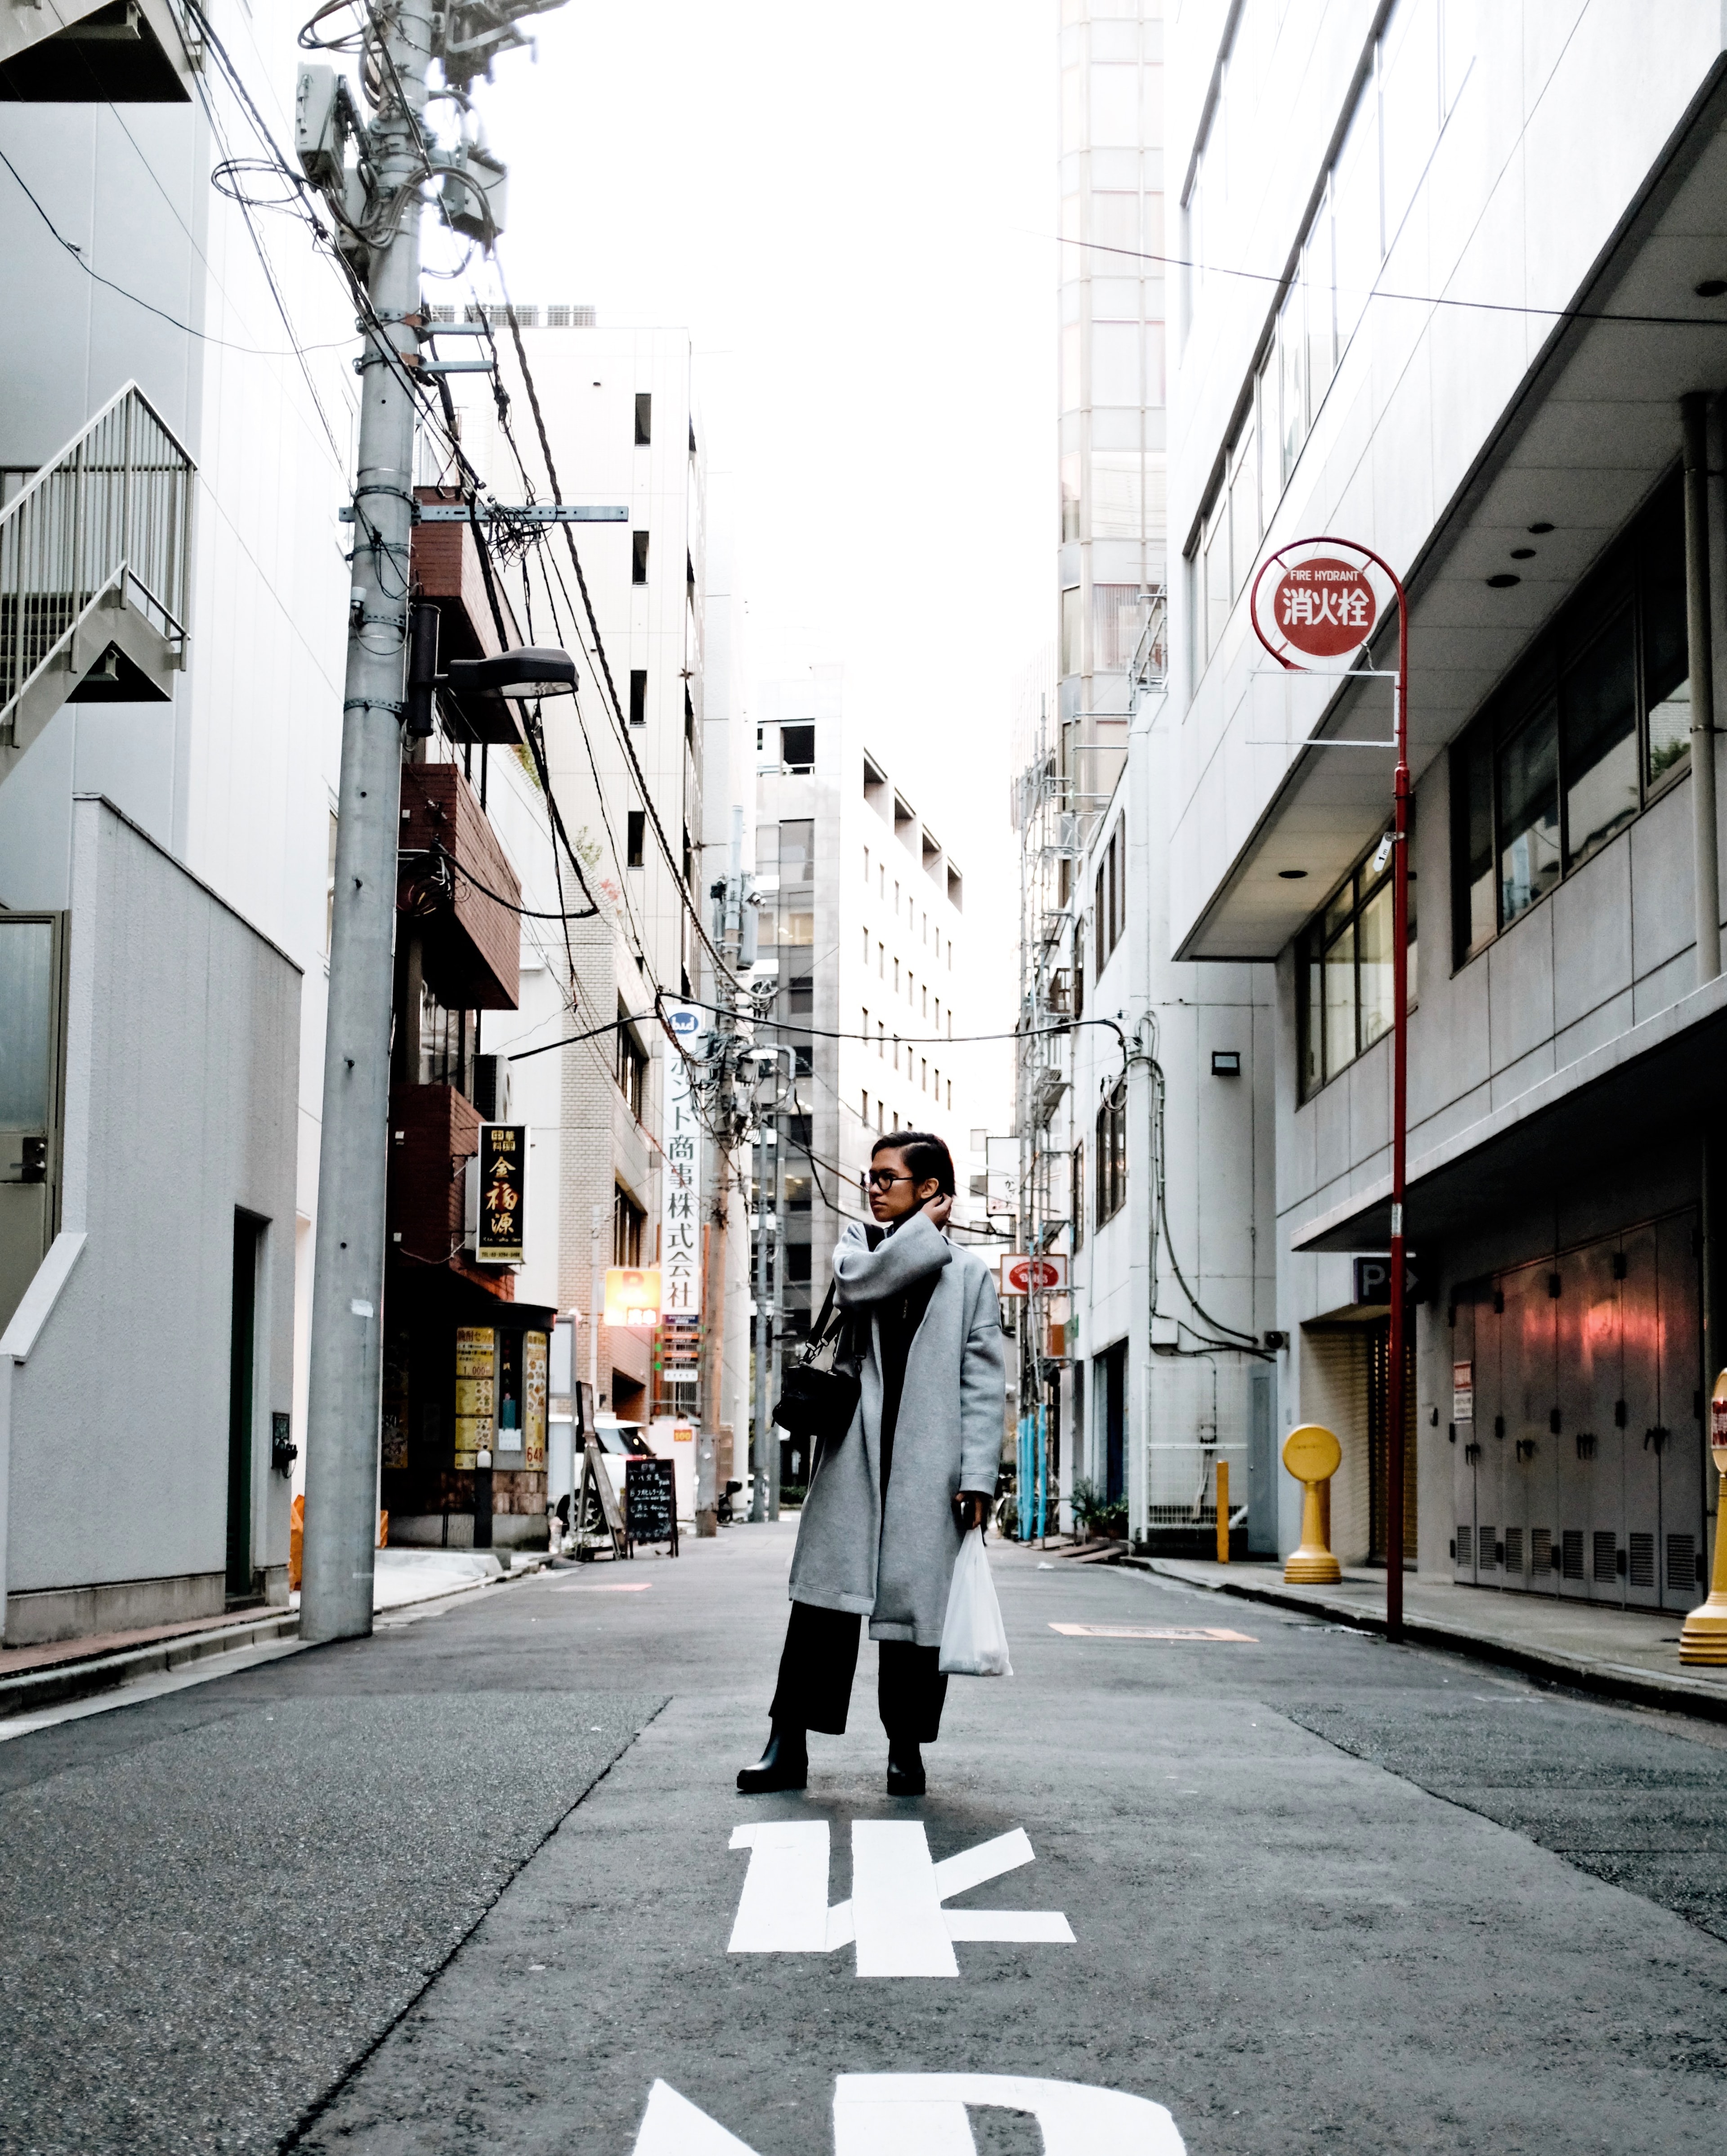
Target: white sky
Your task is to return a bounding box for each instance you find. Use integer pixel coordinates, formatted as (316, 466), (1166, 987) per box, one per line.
(456, 0), (1057, 1133)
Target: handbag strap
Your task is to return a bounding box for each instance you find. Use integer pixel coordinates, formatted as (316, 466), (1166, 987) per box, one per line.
(799, 1277), (842, 1366)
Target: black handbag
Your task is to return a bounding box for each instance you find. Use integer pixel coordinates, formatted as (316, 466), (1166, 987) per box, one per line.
(773, 1277), (861, 1446)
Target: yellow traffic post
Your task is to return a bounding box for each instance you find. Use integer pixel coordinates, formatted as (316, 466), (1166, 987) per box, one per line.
(1282, 1424), (1342, 1585)
(1215, 1460), (1230, 1563)
(1680, 1370), (1727, 1664)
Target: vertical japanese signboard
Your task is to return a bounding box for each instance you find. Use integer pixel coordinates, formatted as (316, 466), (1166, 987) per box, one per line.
(476, 1123), (527, 1265)
(454, 1326), (495, 1469)
(661, 1006), (703, 1317)
(524, 1330), (548, 1470)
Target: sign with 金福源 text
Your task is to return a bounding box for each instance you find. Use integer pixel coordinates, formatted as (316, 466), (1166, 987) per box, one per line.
(476, 1123), (527, 1265)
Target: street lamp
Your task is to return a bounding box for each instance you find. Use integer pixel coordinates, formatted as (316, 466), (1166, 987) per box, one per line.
(404, 601), (577, 736)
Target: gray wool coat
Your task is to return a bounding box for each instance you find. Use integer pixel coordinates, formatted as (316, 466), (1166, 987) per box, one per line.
(787, 1213), (1006, 1647)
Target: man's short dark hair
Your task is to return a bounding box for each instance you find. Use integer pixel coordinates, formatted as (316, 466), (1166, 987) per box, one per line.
(873, 1129), (956, 1197)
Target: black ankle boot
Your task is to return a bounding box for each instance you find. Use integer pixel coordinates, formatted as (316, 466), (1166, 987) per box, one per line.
(886, 1740), (926, 1797)
(737, 1721), (808, 1793)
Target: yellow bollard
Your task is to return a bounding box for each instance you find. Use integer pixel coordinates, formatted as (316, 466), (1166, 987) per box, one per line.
(1680, 1370), (1727, 1664)
(1283, 1424), (1343, 1585)
(1215, 1459), (1230, 1564)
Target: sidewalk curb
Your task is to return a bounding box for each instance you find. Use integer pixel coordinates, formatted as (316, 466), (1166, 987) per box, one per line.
(0, 1610), (301, 1719)
(1112, 1555), (1727, 1725)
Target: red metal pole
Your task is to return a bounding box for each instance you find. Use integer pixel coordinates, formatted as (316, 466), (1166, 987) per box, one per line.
(1387, 582), (1409, 1643)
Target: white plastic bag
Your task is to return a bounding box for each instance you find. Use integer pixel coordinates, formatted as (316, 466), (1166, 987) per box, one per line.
(938, 1527), (1013, 1676)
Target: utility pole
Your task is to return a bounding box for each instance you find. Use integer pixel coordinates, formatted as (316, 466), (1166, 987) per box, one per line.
(300, 0), (434, 1644)
(751, 1102), (771, 1522)
(297, 0), (563, 1641)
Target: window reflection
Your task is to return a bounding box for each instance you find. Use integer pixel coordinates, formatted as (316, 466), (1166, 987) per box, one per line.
(1561, 609), (1638, 866)
(1497, 703), (1561, 925)
(1324, 921), (1356, 1082)
(1358, 879), (1395, 1050)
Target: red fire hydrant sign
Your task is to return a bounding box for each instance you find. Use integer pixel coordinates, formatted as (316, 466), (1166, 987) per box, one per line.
(1250, 543), (1382, 671)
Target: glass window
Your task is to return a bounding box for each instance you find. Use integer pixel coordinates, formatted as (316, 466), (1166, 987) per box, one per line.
(1304, 194), (1336, 414)
(1323, 920), (1356, 1081)
(1378, 0), (1440, 254)
(1560, 608), (1638, 867)
(1092, 322), (1141, 405)
(1278, 283), (1306, 483)
(778, 818), (815, 884)
(1091, 451), (1142, 540)
(1090, 65), (1139, 147)
(1202, 506), (1230, 660)
(1091, 192), (1141, 253)
(1642, 495), (1690, 785)
(1497, 699), (1561, 924)
(1061, 585), (1083, 677)
(1092, 277), (1141, 321)
(1455, 724), (1495, 958)
(1229, 417), (1258, 598)
(0, 917), (53, 1127)
(1358, 877), (1395, 1050)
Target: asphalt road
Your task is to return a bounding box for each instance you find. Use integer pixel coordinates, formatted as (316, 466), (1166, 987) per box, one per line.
(6, 1525), (1727, 2155)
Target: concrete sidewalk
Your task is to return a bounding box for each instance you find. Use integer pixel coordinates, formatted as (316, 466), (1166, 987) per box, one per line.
(1128, 1552), (1727, 1717)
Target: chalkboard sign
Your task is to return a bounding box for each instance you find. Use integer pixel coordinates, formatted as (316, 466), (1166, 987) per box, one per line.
(626, 1455), (680, 1553)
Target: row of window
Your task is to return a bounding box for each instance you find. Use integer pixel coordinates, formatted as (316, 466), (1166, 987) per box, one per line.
(862, 932), (954, 1010)
(860, 1084), (952, 1130)
(861, 1010), (947, 1092)
(1451, 475), (1689, 963)
(860, 844), (952, 956)
(1189, 0), (1473, 668)
(1060, 582), (1158, 679)
(1294, 470), (1689, 1099)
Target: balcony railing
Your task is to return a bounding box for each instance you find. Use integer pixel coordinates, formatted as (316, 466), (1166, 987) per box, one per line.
(0, 382), (193, 736)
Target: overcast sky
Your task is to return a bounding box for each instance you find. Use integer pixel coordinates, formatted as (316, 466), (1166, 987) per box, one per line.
(456, 0), (1056, 1133)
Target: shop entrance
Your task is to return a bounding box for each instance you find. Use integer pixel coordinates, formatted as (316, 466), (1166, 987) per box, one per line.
(1451, 1212), (1705, 1612)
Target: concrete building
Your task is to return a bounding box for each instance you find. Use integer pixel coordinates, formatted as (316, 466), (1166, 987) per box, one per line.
(1166, 0), (1727, 1609)
(0, 0), (354, 1637)
(750, 668), (976, 1498)
(1017, 0), (1277, 1551)
(449, 314), (751, 1496)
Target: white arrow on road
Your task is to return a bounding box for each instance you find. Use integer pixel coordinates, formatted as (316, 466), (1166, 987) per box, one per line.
(728, 1821), (1074, 1977)
(632, 2075), (1186, 2156)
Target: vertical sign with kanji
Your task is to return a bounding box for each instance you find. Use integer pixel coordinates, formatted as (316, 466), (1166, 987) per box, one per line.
(661, 1007), (704, 1317)
(476, 1123), (527, 1265)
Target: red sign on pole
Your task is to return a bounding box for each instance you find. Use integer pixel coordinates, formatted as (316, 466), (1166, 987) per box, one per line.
(1250, 541), (1384, 672)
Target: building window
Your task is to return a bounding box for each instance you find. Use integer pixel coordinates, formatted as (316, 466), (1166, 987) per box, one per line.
(613, 1183), (645, 1267)
(634, 393), (651, 446)
(1072, 1139), (1086, 1250)
(1297, 841), (1418, 1099)
(1094, 821), (1126, 971)
(632, 530), (649, 584)
(1061, 585), (1083, 677)
(862, 927), (870, 967)
(878, 940), (884, 977)
(1074, 916), (1086, 1018)
(419, 980), (470, 1093)
(862, 1089), (870, 1123)
(1450, 471), (1687, 966)
(629, 669), (647, 727)
(1095, 1080), (1127, 1225)
(779, 818), (814, 883)
(626, 809), (645, 869)
(615, 1008), (647, 1119)
(863, 844), (870, 885)
(781, 723), (816, 771)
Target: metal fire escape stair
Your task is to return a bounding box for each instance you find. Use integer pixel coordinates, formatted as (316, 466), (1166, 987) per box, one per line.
(0, 382), (194, 791)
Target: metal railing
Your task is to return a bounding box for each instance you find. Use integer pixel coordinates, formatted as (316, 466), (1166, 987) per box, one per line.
(1129, 588), (1169, 695)
(0, 382), (194, 732)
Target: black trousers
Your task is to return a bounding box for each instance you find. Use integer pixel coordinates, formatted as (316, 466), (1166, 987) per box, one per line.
(769, 1599), (948, 1743)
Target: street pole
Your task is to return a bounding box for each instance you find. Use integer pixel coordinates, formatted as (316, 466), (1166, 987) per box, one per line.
(751, 1108), (770, 1522)
(300, 0), (432, 1644)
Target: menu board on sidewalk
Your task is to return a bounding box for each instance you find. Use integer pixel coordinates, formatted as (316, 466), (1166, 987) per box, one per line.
(625, 1456), (680, 1553)
(454, 1326), (494, 1469)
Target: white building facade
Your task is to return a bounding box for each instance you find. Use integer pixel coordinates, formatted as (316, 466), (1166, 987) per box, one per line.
(1168, 0), (1727, 1606)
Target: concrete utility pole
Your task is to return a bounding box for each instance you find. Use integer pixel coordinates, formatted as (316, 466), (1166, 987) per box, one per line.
(300, 0), (434, 1644)
(751, 1103), (771, 1522)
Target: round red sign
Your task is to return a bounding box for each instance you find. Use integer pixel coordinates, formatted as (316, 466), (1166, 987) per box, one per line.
(1270, 557), (1377, 659)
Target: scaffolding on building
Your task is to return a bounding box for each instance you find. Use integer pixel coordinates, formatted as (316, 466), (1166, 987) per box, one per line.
(1009, 593), (1167, 1542)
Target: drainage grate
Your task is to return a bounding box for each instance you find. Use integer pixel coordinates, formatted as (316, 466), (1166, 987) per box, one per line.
(1593, 1531), (1618, 1584)
(1629, 1533), (1655, 1589)
(1562, 1530), (1585, 1580)
(1477, 1526), (1497, 1571)
(1667, 1533), (1698, 1591)
(1531, 1528), (1553, 1575)
(1455, 1524), (1472, 1568)
(1503, 1527), (1523, 1576)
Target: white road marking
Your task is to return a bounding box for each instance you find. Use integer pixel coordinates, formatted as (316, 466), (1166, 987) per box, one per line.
(1047, 1624), (1257, 1642)
(631, 2076), (1186, 2156)
(852, 1822), (957, 1977)
(728, 1820), (1073, 1973)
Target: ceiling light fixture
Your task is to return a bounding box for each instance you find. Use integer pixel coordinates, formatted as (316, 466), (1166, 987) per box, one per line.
(1510, 547), (1535, 559)
(1695, 278), (1727, 298)
(1527, 521), (1554, 534)
(1277, 868), (1308, 880)
(1486, 573), (1521, 589)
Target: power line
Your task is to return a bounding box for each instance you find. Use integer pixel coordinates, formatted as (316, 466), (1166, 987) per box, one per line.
(1062, 230), (1727, 333)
